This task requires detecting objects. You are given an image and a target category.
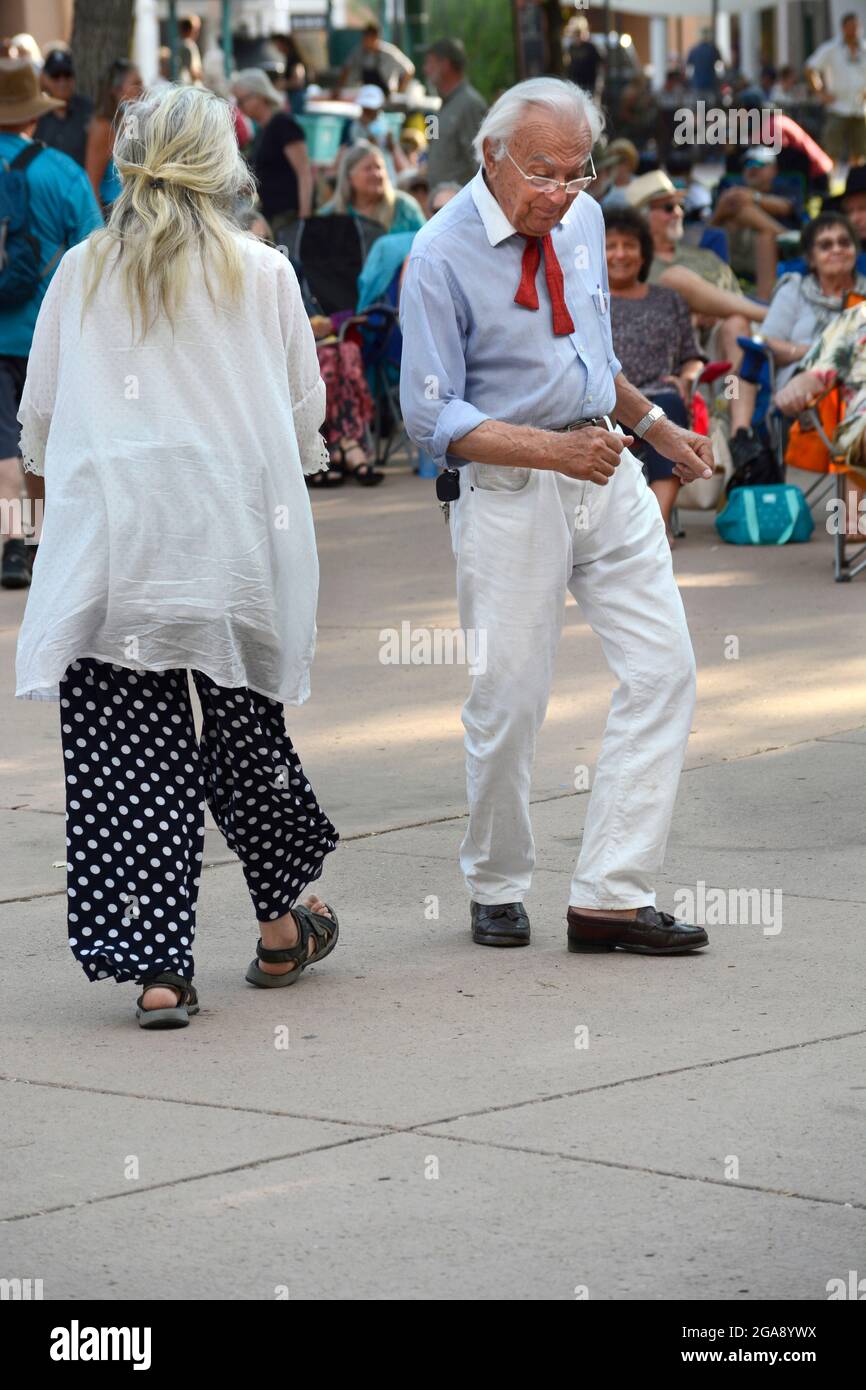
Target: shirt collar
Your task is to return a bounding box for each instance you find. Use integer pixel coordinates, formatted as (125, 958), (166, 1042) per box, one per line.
(470, 166), (519, 246)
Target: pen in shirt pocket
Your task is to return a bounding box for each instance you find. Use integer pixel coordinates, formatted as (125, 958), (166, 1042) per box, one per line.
(595, 284), (608, 314)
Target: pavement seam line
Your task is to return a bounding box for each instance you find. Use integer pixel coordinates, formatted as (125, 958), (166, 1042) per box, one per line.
(0, 1127), (401, 1225)
(410, 1129), (866, 1211)
(0, 1072), (395, 1131)
(404, 1027), (866, 1129)
(2, 1028), (863, 1156)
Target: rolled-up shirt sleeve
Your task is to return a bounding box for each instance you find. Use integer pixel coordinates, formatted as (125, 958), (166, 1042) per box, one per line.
(399, 252), (490, 468)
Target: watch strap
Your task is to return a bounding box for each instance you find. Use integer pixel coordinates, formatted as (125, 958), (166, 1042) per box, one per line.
(633, 404), (666, 439)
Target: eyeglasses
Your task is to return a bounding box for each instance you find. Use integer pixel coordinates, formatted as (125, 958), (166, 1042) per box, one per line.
(503, 147), (596, 195)
(814, 237), (854, 251)
(651, 201), (681, 215)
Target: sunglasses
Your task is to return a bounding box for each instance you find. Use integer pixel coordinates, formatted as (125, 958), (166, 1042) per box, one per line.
(652, 201), (681, 214)
(814, 238), (854, 251)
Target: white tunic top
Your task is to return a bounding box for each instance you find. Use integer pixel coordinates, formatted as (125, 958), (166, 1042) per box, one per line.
(15, 233), (329, 705)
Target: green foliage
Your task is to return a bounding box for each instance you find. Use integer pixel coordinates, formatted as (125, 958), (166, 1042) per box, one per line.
(424, 0), (517, 103)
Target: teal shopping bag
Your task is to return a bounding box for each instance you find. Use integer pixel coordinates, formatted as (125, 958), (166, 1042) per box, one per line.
(716, 485), (815, 545)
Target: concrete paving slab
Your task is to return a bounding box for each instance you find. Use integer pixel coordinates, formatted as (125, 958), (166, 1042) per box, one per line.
(0, 1080), (376, 1221)
(0, 832), (861, 1131)
(3, 469), (864, 1300)
(424, 1035), (866, 1206)
(2, 1131), (860, 1300)
(346, 736), (866, 907)
(3, 475), (865, 846)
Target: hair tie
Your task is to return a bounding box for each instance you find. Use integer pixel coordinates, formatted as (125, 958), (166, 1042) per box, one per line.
(149, 177), (164, 190)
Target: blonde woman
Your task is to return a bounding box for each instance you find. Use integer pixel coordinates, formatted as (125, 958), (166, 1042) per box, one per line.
(318, 140), (425, 233)
(15, 86), (340, 1030)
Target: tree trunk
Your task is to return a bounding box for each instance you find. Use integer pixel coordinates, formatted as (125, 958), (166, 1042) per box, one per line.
(70, 0), (136, 105)
(545, 0), (562, 77)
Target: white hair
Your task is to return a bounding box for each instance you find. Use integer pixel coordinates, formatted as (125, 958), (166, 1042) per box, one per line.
(472, 77), (604, 166)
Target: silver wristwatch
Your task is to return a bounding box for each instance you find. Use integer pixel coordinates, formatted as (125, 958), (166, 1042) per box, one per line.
(633, 404), (667, 439)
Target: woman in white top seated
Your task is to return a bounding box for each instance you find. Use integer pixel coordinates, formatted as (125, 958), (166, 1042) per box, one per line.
(15, 86), (340, 1029)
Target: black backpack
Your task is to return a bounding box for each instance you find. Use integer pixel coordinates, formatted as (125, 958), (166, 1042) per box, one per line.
(0, 141), (60, 307)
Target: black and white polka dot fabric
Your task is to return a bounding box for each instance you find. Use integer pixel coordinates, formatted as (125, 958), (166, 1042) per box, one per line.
(59, 659), (338, 985)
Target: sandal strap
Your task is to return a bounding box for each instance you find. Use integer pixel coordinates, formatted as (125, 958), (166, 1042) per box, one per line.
(256, 940), (306, 964)
(136, 970), (196, 1009)
(255, 905), (336, 964)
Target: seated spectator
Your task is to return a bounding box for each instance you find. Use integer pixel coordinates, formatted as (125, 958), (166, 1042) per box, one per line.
(604, 207), (705, 543)
(232, 68), (312, 240)
(667, 148), (713, 223)
(399, 125), (427, 167)
(769, 65), (805, 106)
(318, 141), (425, 234)
(824, 166), (866, 265)
(711, 146), (802, 298)
(429, 181), (459, 215)
(397, 165), (430, 216)
(236, 202), (381, 488)
(776, 300), (866, 540)
(729, 212), (866, 469)
(594, 137), (639, 208)
(337, 83), (409, 185)
(628, 169), (743, 292)
(776, 300), (866, 470)
(626, 169), (766, 371)
(85, 59), (144, 214)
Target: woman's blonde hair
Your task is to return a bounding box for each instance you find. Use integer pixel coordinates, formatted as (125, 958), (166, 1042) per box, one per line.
(82, 85), (257, 338)
(331, 141), (395, 229)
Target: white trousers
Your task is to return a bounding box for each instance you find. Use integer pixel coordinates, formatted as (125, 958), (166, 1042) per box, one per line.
(449, 437), (697, 908)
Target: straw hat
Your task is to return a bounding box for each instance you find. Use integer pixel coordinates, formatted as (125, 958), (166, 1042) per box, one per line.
(0, 58), (63, 124)
(597, 138), (639, 174)
(625, 170), (685, 210)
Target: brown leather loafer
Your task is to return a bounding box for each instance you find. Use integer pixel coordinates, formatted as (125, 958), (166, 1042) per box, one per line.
(566, 906), (709, 955)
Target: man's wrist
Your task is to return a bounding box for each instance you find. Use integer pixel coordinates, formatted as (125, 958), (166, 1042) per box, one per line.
(633, 403), (667, 439)
(643, 413), (677, 442)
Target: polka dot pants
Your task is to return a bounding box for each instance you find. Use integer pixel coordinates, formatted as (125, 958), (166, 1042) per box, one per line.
(59, 660), (339, 986)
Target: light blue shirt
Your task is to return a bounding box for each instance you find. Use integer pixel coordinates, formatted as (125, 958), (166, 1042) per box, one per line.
(399, 166), (621, 469)
(0, 133), (102, 357)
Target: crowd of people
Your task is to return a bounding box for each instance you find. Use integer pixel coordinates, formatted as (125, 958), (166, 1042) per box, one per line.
(2, 10), (866, 579)
(3, 10), (865, 1019)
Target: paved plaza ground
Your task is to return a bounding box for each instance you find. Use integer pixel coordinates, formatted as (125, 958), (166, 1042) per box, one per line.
(1, 465), (863, 1300)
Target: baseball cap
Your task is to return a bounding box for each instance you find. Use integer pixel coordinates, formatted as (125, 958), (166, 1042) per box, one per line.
(43, 48), (74, 78)
(357, 84), (385, 110)
(743, 146), (776, 167)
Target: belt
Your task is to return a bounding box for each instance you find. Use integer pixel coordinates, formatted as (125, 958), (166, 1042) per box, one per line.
(555, 416), (608, 432)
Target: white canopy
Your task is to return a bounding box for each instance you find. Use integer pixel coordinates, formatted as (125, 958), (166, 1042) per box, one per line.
(605, 0), (771, 15)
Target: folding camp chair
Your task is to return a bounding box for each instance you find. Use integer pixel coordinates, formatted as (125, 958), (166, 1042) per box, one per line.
(796, 390), (866, 583)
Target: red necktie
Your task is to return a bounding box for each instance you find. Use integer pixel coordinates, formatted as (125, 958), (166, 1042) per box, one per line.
(514, 233), (575, 336)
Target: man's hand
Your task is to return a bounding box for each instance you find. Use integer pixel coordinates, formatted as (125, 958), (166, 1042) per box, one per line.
(661, 373), (690, 405)
(644, 420), (714, 483)
(774, 368), (835, 417)
(714, 186), (751, 216)
(555, 426), (634, 485)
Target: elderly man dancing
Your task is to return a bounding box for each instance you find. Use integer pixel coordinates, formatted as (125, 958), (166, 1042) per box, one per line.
(399, 78), (714, 955)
